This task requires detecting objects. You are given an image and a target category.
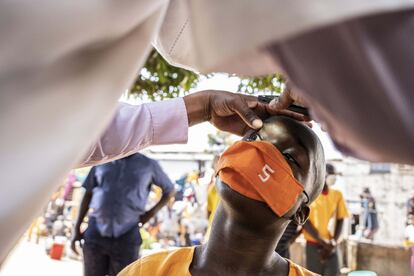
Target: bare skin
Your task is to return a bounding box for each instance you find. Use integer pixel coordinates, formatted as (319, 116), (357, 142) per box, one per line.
(183, 90), (309, 136)
(188, 116), (325, 276)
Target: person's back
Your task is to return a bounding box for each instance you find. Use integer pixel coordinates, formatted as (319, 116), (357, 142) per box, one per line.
(86, 154), (165, 236)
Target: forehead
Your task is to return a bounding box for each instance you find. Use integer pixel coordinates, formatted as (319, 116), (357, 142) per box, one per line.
(257, 116), (318, 152)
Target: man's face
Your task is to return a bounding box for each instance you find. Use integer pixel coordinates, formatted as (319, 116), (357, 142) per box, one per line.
(326, 174), (337, 186)
(214, 116), (324, 229)
(243, 116), (324, 203)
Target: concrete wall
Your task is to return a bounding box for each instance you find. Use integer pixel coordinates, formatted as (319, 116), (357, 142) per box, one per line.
(330, 160), (414, 245)
(349, 241), (411, 276)
(290, 240), (412, 276)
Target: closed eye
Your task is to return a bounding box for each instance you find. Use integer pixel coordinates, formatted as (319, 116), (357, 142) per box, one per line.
(283, 152), (301, 168)
(247, 132), (263, 141)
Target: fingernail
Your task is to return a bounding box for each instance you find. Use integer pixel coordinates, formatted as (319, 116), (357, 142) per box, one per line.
(252, 119), (263, 129)
(269, 99), (278, 109)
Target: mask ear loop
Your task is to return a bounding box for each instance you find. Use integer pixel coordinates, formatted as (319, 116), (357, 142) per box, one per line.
(302, 190), (310, 205)
(284, 190), (310, 225)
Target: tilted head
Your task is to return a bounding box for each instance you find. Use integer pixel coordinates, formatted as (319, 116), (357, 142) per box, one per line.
(216, 116), (325, 230)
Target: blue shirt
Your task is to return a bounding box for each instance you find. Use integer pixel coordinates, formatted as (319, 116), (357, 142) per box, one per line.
(83, 153), (173, 238)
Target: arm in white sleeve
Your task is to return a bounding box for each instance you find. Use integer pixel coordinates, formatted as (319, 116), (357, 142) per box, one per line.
(79, 97), (188, 167)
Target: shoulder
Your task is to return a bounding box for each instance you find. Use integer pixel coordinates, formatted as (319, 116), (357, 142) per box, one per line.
(119, 247), (194, 276)
(329, 188), (345, 200)
(287, 259), (318, 276)
(130, 153), (154, 166)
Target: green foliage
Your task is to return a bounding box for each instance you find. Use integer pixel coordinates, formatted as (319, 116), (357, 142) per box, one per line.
(130, 49), (199, 101)
(238, 74), (285, 95)
(129, 49), (284, 101)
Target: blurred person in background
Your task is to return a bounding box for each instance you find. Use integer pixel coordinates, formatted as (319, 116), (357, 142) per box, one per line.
(71, 153), (174, 276)
(207, 183), (219, 229)
(158, 197), (180, 245)
(405, 215), (414, 273)
(303, 163), (349, 276)
(407, 197), (414, 219)
(360, 187), (379, 240)
(205, 155), (220, 241)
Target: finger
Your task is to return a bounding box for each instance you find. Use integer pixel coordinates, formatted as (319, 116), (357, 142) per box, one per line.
(269, 90), (293, 110)
(303, 121), (313, 128)
(269, 108), (307, 121)
(320, 122), (328, 132)
(231, 96), (263, 129)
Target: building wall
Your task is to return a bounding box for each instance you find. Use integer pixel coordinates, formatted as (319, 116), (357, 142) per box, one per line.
(290, 240), (412, 276)
(351, 241), (411, 276)
(330, 160), (414, 245)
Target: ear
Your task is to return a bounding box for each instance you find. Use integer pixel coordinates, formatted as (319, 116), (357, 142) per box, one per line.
(292, 205), (310, 226)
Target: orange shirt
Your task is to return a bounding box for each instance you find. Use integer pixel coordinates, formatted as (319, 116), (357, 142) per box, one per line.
(303, 188), (349, 242)
(119, 247), (317, 276)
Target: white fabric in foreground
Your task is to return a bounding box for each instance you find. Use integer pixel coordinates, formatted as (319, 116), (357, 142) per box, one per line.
(155, 0), (414, 74)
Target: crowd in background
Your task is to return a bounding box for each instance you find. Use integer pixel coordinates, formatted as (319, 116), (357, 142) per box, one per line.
(25, 161), (218, 260)
(24, 155), (414, 275)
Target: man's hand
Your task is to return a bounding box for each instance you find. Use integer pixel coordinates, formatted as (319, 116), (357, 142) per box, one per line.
(319, 239), (337, 261)
(268, 85), (310, 117)
(184, 90), (308, 136)
(139, 210), (154, 226)
(70, 230), (83, 255)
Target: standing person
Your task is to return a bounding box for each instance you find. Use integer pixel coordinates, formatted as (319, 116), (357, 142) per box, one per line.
(158, 197), (180, 245)
(204, 155), (220, 241)
(204, 182), (220, 242)
(70, 153), (174, 276)
(407, 197), (414, 219)
(404, 215), (414, 273)
(303, 164), (349, 276)
(360, 187), (379, 240)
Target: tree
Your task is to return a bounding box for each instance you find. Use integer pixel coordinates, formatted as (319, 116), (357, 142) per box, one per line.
(130, 49), (199, 101)
(129, 49), (284, 101)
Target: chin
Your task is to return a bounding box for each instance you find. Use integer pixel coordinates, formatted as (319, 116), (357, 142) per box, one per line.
(216, 178), (280, 229)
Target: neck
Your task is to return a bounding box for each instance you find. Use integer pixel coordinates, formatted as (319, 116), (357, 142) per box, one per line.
(194, 205), (289, 274)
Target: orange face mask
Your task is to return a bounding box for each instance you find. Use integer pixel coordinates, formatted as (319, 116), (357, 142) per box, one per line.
(216, 141), (307, 217)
